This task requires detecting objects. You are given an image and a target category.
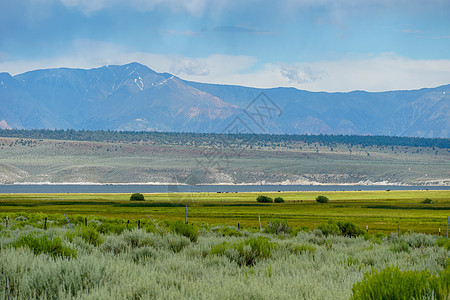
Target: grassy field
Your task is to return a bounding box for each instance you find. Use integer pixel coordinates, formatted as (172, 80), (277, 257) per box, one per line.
(1, 190), (449, 234)
(1, 223), (449, 299)
(1, 204), (449, 299)
(1, 190), (449, 299)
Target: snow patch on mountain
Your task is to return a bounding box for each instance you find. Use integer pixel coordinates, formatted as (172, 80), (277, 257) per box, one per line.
(134, 77), (144, 91)
(0, 120), (11, 130)
(153, 76), (174, 88)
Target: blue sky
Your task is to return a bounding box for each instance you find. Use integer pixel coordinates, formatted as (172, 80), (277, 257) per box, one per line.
(1, 0), (450, 91)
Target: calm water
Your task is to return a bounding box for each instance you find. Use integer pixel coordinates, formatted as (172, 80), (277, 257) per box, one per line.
(0, 184), (447, 193)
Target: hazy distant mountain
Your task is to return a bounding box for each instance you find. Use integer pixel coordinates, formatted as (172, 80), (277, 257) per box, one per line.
(3, 63), (240, 132)
(185, 81), (450, 137)
(1, 62), (448, 137)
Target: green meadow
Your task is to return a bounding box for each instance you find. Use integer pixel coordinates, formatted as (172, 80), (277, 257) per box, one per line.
(1, 190), (449, 234)
(1, 190), (449, 299)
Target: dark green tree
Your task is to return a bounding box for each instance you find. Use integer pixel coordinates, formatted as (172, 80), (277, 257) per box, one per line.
(315, 195), (329, 203)
(130, 193), (145, 201)
(256, 195), (273, 203)
(274, 196), (285, 203)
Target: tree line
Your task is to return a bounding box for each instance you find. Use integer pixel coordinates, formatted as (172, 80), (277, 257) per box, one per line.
(0, 128), (448, 149)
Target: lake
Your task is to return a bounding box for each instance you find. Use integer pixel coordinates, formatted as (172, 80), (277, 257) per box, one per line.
(0, 184), (447, 193)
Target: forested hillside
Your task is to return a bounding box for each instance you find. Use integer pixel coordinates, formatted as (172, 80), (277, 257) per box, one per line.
(1, 129), (448, 148)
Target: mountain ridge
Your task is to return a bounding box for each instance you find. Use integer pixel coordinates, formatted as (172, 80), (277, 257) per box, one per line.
(1, 62), (448, 137)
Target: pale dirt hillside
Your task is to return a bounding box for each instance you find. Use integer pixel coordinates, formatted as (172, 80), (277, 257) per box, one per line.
(0, 137), (448, 185)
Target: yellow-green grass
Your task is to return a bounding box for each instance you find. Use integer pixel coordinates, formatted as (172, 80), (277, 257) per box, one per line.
(0, 190), (449, 234)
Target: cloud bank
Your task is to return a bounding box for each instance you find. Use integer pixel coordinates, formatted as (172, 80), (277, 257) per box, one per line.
(1, 41), (449, 92)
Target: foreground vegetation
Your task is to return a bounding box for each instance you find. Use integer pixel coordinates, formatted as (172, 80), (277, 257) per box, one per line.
(1, 190), (449, 234)
(0, 213), (449, 299)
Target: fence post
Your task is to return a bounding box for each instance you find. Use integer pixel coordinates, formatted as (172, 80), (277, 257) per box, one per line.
(85, 218), (87, 226)
(63, 214), (74, 229)
(146, 215), (163, 233)
(44, 217), (47, 230)
(447, 216), (449, 238)
(5, 215), (8, 228)
(138, 220), (141, 229)
(238, 223), (240, 230)
(185, 205), (188, 224)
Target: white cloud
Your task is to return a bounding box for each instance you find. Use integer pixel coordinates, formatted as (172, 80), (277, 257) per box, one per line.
(298, 53), (450, 92)
(170, 58), (209, 76)
(180, 53), (450, 92)
(125, 0), (210, 16)
(59, 0), (110, 14)
(1, 42), (449, 92)
(57, 0), (212, 15)
(18, 0), (450, 21)
(275, 63), (324, 84)
(0, 51), (8, 63)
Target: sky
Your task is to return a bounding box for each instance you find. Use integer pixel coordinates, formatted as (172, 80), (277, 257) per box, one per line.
(1, 0), (450, 92)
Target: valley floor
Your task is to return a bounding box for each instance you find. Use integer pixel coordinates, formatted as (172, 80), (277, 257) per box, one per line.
(1, 190), (449, 234)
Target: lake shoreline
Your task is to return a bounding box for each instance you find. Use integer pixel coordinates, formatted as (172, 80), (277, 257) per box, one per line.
(4, 180), (449, 186)
(0, 184), (448, 194)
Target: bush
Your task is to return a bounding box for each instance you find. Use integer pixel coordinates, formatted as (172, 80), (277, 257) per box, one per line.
(287, 243), (316, 255)
(102, 235), (128, 254)
(290, 226), (310, 237)
(14, 216), (28, 222)
(97, 222), (127, 235)
(13, 233), (76, 258)
(256, 195), (273, 203)
(390, 241), (410, 253)
(274, 197), (285, 203)
(437, 238), (450, 250)
(75, 226), (103, 246)
(440, 264), (450, 297)
(351, 266), (447, 300)
(315, 220), (366, 238)
(421, 198), (437, 204)
(131, 246), (157, 262)
(169, 221), (198, 242)
(265, 219), (291, 235)
(401, 233), (435, 248)
(130, 193), (145, 201)
(122, 228), (157, 248)
(315, 195), (329, 203)
(313, 229), (324, 237)
(336, 221), (366, 238)
(317, 222), (341, 236)
(168, 234), (191, 252)
(212, 226), (243, 237)
(210, 236), (275, 266)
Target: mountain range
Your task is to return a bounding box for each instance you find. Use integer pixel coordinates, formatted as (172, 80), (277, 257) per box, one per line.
(1, 62), (449, 137)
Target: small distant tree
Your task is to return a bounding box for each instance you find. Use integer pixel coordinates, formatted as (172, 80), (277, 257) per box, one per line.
(257, 195), (273, 203)
(316, 195), (329, 203)
(130, 193), (144, 201)
(421, 198), (436, 204)
(274, 197), (285, 203)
